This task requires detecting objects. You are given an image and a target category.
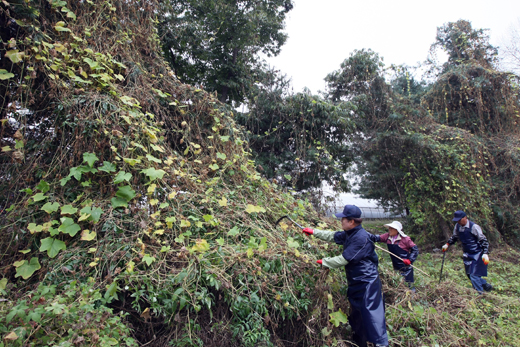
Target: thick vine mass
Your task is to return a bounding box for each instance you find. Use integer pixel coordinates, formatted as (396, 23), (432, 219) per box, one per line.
(1, 3), (520, 347)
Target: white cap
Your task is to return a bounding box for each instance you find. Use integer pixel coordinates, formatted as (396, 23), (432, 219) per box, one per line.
(383, 221), (407, 237)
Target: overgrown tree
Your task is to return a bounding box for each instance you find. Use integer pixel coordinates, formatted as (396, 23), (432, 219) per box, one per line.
(324, 27), (520, 241)
(158, 0), (293, 105)
(237, 68), (355, 205)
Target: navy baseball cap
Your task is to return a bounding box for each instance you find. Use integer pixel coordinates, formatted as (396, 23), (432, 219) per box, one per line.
(335, 205), (362, 219)
(452, 210), (466, 222)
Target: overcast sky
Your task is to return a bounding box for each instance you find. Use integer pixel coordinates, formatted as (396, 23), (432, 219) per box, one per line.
(267, 0), (520, 95)
(265, 0), (520, 208)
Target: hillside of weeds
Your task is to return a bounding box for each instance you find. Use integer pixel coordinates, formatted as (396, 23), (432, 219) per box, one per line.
(1, 1), (520, 347)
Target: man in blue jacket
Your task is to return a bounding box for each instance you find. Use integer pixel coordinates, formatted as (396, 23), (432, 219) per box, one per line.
(442, 210), (492, 294)
(303, 205), (388, 347)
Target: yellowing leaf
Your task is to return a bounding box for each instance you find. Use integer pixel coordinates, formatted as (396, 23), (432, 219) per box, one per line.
(165, 217), (176, 228)
(147, 184), (157, 195)
(218, 196), (228, 207)
(89, 262), (98, 267)
(180, 220), (191, 228)
(149, 199), (159, 206)
(4, 331), (18, 341)
(153, 229), (164, 235)
(329, 309), (348, 327)
(190, 239), (210, 253)
(126, 260), (135, 273)
(81, 230), (96, 241)
(168, 191), (177, 199)
(245, 204), (266, 214)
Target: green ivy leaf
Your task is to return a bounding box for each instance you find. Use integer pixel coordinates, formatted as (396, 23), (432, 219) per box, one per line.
(227, 226), (240, 236)
(60, 176), (72, 186)
(258, 237), (267, 252)
(216, 152), (226, 160)
(142, 254), (155, 266)
(41, 202), (60, 214)
(329, 309), (348, 327)
(27, 223), (43, 234)
(116, 185), (136, 202)
(327, 293), (334, 310)
(287, 237), (300, 249)
(141, 167), (166, 181)
(0, 69), (14, 80)
(32, 193), (48, 202)
(58, 217), (81, 237)
(114, 171), (132, 184)
(40, 237), (66, 258)
(14, 258), (41, 280)
(98, 161), (117, 173)
(36, 180), (50, 193)
(54, 22), (71, 32)
(111, 197), (127, 209)
(83, 152), (99, 167)
(146, 154), (162, 163)
(0, 278), (7, 290)
(123, 157), (141, 166)
(61, 204), (78, 215)
(80, 206), (104, 223)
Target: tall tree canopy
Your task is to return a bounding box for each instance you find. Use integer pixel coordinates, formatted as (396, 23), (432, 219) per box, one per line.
(158, 0), (293, 105)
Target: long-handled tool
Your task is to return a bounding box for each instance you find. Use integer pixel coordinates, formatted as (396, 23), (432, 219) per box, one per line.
(275, 215), (304, 229)
(439, 251), (446, 284)
(372, 243), (430, 277)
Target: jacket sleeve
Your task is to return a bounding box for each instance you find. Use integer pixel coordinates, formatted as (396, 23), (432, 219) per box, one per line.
(313, 229), (337, 242)
(379, 233), (389, 243)
(322, 254), (348, 269)
(409, 245), (419, 263)
(366, 232), (380, 243)
(478, 238), (490, 254)
(447, 226), (458, 245)
(471, 224), (490, 254)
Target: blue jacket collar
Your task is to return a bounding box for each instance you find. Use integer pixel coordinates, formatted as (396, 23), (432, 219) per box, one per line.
(346, 224), (363, 235)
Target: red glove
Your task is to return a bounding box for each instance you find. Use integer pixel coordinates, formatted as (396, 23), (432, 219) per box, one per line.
(302, 227), (314, 236)
(316, 259), (323, 265)
(403, 259), (411, 266)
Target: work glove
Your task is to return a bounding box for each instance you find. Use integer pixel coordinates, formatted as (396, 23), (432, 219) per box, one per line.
(403, 259), (411, 266)
(442, 243), (449, 252)
(316, 259), (323, 265)
(302, 227), (314, 236)
(482, 254), (489, 265)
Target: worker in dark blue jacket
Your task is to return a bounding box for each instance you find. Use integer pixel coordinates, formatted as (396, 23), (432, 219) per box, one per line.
(303, 205), (388, 347)
(442, 210), (492, 294)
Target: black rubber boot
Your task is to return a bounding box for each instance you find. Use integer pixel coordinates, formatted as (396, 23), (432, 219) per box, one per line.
(483, 283), (493, 292)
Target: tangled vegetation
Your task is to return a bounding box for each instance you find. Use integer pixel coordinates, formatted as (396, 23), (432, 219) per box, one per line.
(1, 2), (520, 347)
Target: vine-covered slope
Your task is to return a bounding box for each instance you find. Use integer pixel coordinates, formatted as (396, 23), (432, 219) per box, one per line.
(1, 2), (520, 347)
